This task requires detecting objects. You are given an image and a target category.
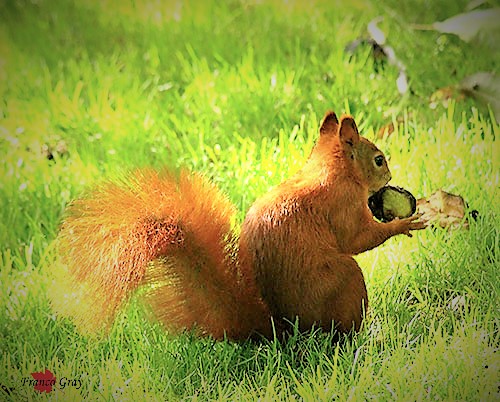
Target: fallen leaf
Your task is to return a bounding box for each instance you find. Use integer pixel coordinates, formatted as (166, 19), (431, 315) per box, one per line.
(367, 16), (386, 45)
(459, 71), (500, 121)
(413, 8), (500, 49)
(429, 85), (465, 109)
(345, 16), (410, 94)
(417, 189), (478, 230)
(466, 0), (488, 11)
(344, 38), (388, 71)
(447, 295), (466, 311)
(377, 115), (405, 139)
(434, 8), (500, 42)
(396, 70), (409, 95)
(40, 140), (69, 161)
(377, 121), (395, 139)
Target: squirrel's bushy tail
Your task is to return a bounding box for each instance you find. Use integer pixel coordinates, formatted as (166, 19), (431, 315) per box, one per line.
(51, 170), (271, 339)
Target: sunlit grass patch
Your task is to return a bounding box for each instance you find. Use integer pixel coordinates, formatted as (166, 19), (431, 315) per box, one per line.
(1, 0), (498, 400)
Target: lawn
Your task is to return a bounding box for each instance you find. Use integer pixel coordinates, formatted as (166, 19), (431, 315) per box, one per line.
(1, 0), (499, 400)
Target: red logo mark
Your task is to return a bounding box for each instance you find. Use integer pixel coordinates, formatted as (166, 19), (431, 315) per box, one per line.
(30, 369), (56, 393)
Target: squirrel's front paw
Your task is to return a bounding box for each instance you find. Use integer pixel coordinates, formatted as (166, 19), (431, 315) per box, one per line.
(391, 214), (427, 237)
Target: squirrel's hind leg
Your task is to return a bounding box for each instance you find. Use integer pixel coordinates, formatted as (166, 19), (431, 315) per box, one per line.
(321, 257), (368, 333)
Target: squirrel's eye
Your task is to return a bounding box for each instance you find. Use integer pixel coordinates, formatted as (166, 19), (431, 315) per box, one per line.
(374, 155), (384, 167)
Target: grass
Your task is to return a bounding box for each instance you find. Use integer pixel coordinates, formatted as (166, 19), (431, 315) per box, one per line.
(1, 0), (499, 400)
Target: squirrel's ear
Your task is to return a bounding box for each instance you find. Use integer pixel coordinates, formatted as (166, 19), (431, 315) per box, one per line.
(339, 116), (360, 147)
(319, 111), (339, 136)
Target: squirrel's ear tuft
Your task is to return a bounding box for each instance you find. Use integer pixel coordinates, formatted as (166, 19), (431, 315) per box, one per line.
(319, 111), (339, 136)
(339, 116), (360, 146)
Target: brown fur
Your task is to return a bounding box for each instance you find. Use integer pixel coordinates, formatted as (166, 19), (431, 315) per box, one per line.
(240, 111), (424, 333)
(54, 170), (271, 338)
(52, 111), (424, 339)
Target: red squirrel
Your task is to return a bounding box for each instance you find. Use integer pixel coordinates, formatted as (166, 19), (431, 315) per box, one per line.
(51, 111), (425, 339)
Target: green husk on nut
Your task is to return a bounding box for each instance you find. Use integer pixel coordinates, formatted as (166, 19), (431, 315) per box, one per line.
(368, 186), (417, 222)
